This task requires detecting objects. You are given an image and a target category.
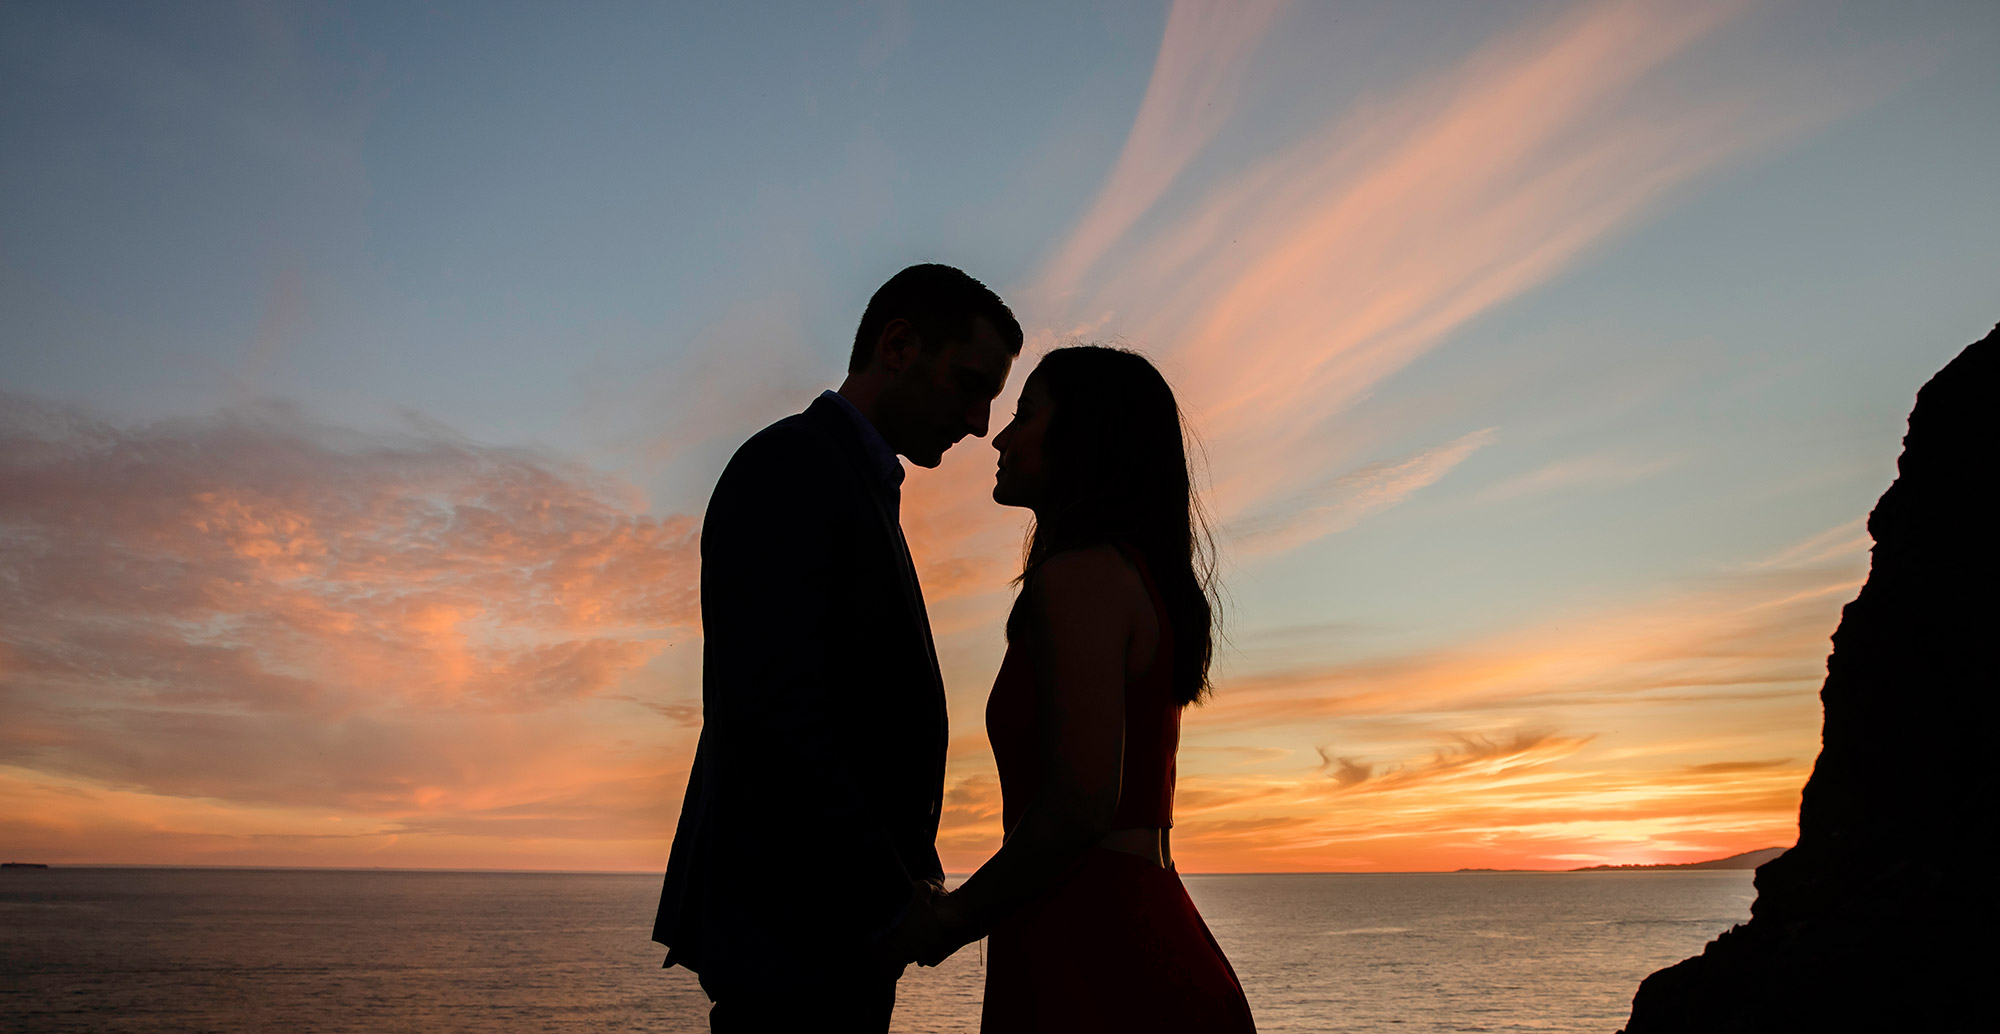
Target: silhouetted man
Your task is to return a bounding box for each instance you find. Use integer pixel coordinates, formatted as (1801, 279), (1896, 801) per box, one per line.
(655, 264), (1022, 1033)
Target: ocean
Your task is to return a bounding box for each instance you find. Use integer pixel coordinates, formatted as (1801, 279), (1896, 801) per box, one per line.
(1, 867), (1753, 1033)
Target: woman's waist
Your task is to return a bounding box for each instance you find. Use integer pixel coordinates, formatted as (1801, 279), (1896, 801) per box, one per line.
(1098, 826), (1172, 870)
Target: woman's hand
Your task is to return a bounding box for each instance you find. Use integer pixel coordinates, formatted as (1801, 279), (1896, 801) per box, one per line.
(915, 889), (979, 967)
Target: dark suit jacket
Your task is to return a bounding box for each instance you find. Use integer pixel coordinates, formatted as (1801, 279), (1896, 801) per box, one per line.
(653, 394), (948, 992)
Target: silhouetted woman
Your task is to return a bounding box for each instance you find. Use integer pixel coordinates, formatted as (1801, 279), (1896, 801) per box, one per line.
(921, 345), (1256, 1031)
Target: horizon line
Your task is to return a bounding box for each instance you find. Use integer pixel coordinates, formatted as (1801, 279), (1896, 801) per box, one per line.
(4, 856), (1786, 877)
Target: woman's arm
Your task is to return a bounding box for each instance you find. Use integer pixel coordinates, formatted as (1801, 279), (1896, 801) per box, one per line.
(923, 545), (1144, 961)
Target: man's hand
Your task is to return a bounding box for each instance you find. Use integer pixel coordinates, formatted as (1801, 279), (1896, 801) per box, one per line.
(873, 880), (947, 967)
(913, 887), (972, 968)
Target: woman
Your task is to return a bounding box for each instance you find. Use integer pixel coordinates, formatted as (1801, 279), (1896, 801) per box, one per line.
(920, 346), (1256, 1031)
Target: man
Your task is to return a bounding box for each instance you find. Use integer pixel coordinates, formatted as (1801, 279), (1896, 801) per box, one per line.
(655, 264), (1022, 1032)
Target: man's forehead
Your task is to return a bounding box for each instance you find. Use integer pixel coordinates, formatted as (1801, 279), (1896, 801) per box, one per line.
(945, 317), (1016, 377)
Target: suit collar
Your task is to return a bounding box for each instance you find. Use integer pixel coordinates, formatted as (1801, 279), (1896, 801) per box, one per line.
(816, 390), (905, 492)
(803, 394), (944, 693)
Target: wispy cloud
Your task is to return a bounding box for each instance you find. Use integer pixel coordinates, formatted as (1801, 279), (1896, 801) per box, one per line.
(1230, 427), (1496, 553)
(1474, 451), (1682, 505)
(915, 0), (1875, 601)
(1318, 730), (1596, 794)
(892, 0), (1895, 872)
(1032, 0), (1289, 302)
(1682, 759), (1793, 775)
(1205, 548), (1859, 729)
(1023, 0), (1877, 530)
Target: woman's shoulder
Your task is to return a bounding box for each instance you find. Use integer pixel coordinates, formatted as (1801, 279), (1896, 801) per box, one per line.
(1029, 544), (1148, 608)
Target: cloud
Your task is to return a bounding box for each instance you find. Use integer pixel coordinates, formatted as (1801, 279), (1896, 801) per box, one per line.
(1201, 519), (1868, 731)
(1130, 519), (1863, 869)
(935, 773), (1006, 863)
(1032, 0), (1289, 301)
(1682, 759), (1793, 775)
(1163, 731), (1804, 872)
(1014, 0), (1883, 538)
(1182, 745), (1294, 767)
(1473, 451), (1682, 505)
(907, 0), (1881, 612)
(1321, 753), (1374, 790)
(0, 394), (699, 823)
(1750, 517), (1870, 570)
(902, 0), (1895, 871)
(1229, 427), (1496, 553)
(940, 774), (1004, 829)
(610, 696), (703, 727)
(1317, 730), (1596, 794)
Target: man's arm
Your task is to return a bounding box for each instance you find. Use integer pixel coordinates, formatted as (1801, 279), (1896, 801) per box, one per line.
(701, 431), (922, 946)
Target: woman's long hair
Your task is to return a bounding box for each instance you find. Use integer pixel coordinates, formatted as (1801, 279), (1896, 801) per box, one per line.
(1008, 345), (1219, 705)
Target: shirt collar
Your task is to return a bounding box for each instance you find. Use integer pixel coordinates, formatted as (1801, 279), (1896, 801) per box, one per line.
(820, 389), (905, 491)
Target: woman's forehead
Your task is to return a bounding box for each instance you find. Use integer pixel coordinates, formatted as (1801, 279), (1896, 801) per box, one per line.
(1020, 374), (1055, 404)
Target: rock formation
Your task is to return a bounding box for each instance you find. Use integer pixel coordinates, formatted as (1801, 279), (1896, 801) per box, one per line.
(1619, 323), (1998, 1033)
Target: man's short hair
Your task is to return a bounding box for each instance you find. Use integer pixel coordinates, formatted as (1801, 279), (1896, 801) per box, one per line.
(849, 264), (1024, 374)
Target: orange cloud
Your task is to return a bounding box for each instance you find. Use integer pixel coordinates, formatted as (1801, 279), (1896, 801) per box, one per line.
(1318, 730), (1596, 794)
(0, 396), (700, 867)
(1128, 521), (1864, 870)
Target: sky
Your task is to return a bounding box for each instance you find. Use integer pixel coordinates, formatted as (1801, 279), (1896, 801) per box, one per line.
(2, 0), (1996, 874)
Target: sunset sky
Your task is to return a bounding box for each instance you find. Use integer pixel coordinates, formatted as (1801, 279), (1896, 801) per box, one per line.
(3, 0), (1997, 874)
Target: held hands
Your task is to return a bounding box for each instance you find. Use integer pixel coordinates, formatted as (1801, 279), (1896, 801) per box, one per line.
(876, 879), (979, 968)
(915, 883), (978, 968)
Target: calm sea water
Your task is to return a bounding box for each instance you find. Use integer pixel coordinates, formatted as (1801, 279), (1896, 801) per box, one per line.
(0, 867), (1752, 1033)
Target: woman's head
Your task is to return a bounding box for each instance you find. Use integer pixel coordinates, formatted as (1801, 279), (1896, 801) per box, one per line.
(992, 345), (1218, 704)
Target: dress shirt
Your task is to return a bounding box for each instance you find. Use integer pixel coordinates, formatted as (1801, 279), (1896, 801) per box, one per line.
(820, 390), (906, 506)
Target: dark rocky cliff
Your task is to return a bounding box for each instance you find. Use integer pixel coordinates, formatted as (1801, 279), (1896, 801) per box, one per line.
(1618, 324), (1999, 1033)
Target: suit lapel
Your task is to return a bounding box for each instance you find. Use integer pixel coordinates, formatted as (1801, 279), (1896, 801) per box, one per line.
(806, 398), (944, 691)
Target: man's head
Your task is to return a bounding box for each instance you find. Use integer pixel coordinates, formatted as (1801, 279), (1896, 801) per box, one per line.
(842, 264), (1023, 468)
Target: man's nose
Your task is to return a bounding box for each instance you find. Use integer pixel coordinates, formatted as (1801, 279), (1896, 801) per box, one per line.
(967, 403), (991, 439)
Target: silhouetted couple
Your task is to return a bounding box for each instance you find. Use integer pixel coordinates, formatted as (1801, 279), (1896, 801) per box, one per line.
(655, 264), (1256, 1033)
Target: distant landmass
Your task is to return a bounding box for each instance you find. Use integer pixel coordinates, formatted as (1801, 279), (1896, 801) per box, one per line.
(1454, 847), (1787, 873)
(1569, 847), (1786, 872)
(2, 862), (51, 869)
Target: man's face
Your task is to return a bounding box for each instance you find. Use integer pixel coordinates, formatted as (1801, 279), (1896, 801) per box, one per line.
(883, 316), (1014, 468)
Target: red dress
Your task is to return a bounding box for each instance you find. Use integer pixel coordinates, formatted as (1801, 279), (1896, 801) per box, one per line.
(981, 547), (1257, 1032)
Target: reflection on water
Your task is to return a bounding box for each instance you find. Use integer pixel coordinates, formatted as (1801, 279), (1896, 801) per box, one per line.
(0, 868), (1752, 1033)
(1182, 871), (1755, 1033)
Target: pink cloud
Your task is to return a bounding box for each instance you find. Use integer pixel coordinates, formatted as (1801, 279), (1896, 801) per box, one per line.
(905, 0), (1881, 597)
(1032, 0), (1289, 301)
(0, 395), (698, 828)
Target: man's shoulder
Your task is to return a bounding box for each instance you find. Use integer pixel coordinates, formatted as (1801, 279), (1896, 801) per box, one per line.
(712, 405), (845, 502)
(730, 407), (833, 465)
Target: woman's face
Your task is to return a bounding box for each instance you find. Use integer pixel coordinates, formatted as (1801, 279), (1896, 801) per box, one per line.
(991, 375), (1055, 509)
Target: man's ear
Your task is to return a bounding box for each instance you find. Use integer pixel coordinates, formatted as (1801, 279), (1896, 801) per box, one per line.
(876, 318), (921, 373)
